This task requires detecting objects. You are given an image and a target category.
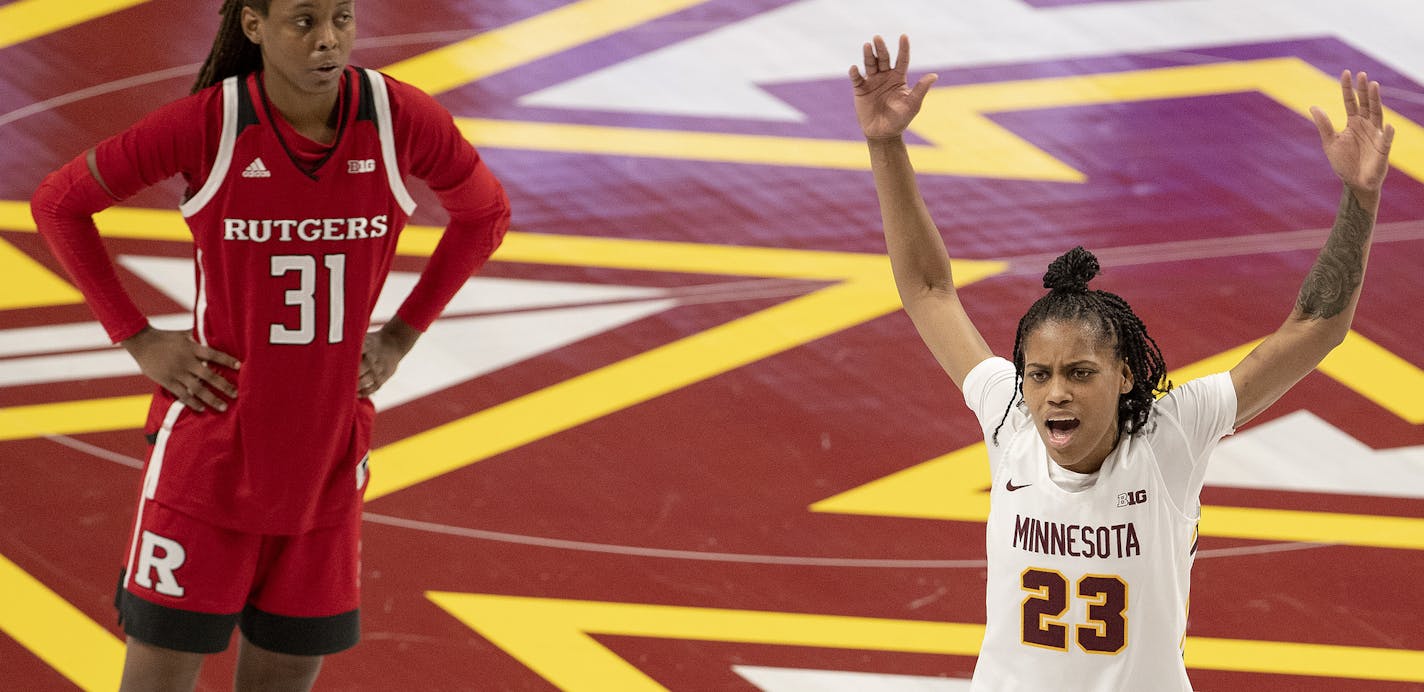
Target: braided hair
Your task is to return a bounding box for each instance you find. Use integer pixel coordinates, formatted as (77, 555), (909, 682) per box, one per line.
(192, 0), (270, 94)
(992, 246), (1171, 445)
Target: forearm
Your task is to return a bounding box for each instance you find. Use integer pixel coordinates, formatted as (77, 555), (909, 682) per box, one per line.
(31, 155), (149, 343)
(394, 169), (510, 331)
(1290, 186), (1376, 337)
(376, 315), (421, 355)
(867, 136), (956, 298)
(1231, 189), (1375, 426)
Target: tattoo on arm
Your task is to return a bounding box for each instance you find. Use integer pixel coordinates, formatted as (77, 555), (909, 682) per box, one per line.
(1294, 189), (1371, 319)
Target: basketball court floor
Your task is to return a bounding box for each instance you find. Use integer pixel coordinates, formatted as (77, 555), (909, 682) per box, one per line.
(2, 0), (1422, 689)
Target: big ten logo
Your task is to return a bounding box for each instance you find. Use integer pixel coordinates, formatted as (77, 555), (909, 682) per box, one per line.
(1116, 489), (1148, 508)
(348, 159), (376, 174)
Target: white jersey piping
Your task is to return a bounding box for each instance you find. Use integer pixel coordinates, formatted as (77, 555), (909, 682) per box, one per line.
(179, 76), (239, 218)
(125, 399), (185, 589)
(363, 68), (417, 216)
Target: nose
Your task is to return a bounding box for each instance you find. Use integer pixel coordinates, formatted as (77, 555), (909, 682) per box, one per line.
(1047, 376), (1071, 406)
(314, 21), (338, 52)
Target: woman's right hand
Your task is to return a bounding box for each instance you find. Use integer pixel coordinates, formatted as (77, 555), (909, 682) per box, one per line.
(849, 34), (938, 141)
(121, 326), (240, 412)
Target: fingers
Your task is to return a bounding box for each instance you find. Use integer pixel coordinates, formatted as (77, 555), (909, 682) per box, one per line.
(859, 34), (914, 79)
(873, 35), (891, 72)
(909, 72), (939, 104)
(194, 344), (241, 371)
(189, 377), (230, 412)
(894, 34), (911, 74)
(357, 367), (386, 398)
(169, 358), (236, 411)
(1367, 77), (1385, 130)
(1340, 70), (1358, 117)
(167, 373), (223, 412)
(848, 65), (865, 88)
(193, 361), (237, 400)
(1381, 122), (1396, 154)
(167, 380), (207, 412)
(1309, 106), (1335, 147)
(1342, 70), (1385, 130)
(357, 353), (387, 398)
(1355, 71), (1372, 123)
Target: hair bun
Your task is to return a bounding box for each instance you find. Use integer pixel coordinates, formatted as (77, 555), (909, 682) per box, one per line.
(1042, 246), (1099, 292)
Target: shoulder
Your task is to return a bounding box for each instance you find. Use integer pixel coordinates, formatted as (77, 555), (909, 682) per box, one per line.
(1153, 372), (1236, 421)
(1140, 371), (1238, 451)
(964, 356), (1014, 393)
(134, 84), (224, 134)
(364, 69), (456, 126)
(963, 357), (1016, 410)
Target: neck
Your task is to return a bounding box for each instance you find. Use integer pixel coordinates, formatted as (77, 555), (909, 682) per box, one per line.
(1052, 427), (1120, 474)
(262, 72), (341, 143)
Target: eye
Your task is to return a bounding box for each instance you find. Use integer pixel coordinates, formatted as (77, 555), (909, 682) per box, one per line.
(294, 16), (312, 29)
(336, 11), (354, 26)
(1072, 368), (1095, 380)
(1026, 370), (1049, 383)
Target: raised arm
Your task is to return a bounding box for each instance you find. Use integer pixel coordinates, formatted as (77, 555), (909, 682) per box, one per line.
(851, 35), (992, 390)
(1230, 70), (1395, 427)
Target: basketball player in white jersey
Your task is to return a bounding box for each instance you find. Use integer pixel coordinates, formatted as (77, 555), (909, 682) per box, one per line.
(849, 34), (1393, 689)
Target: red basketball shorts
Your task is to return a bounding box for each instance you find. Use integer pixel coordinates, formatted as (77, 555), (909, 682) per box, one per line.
(115, 496), (362, 655)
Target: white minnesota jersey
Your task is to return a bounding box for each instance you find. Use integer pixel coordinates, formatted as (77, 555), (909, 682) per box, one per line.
(962, 357), (1236, 691)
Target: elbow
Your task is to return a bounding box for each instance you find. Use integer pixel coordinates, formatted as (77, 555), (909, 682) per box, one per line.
(898, 280), (959, 314)
(30, 170), (69, 238)
(1293, 312), (1351, 346)
(892, 265), (954, 300)
(1282, 313), (1350, 358)
(31, 155), (112, 237)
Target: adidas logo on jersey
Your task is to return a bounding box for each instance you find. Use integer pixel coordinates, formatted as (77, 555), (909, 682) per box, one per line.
(241, 157), (271, 178)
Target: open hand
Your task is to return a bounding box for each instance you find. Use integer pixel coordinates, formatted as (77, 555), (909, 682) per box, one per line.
(121, 327), (239, 412)
(849, 34), (938, 141)
(1310, 70), (1395, 203)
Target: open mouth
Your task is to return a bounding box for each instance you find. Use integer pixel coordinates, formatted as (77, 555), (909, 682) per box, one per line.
(1045, 418), (1080, 446)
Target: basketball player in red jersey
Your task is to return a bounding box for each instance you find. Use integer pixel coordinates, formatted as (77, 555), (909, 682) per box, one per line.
(30, 1), (510, 689)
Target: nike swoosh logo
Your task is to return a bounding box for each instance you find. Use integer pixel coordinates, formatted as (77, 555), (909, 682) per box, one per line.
(1006, 479), (1032, 492)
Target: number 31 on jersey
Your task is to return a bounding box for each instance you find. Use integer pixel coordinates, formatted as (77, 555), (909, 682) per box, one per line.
(269, 253), (346, 345)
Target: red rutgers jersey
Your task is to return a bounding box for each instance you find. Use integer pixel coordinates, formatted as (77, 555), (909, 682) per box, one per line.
(139, 69), (410, 533)
(33, 65), (508, 534)
(33, 64), (510, 535)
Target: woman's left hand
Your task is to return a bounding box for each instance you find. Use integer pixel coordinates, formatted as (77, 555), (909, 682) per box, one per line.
(358, 316), (420, 398)
(1310, 70), (1395, 205)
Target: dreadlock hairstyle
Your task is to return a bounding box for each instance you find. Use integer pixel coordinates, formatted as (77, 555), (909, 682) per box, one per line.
(992, 246), (1171, 446)
(192, 0), (270, 94)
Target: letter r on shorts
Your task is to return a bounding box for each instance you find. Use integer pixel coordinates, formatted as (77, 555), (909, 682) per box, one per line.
(134, 530), (187, 597)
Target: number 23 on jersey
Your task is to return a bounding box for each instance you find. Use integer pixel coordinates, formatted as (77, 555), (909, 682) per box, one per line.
(1021, 567), (1128, 654)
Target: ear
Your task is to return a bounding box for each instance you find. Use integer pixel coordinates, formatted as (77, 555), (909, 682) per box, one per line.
(1119, 360), (1134, 394)
(241, 6), (263, 44)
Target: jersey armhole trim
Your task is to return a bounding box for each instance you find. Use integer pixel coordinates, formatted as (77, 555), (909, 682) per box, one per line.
(363, 68), (417, 216)
(179, 78), (239, 218)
